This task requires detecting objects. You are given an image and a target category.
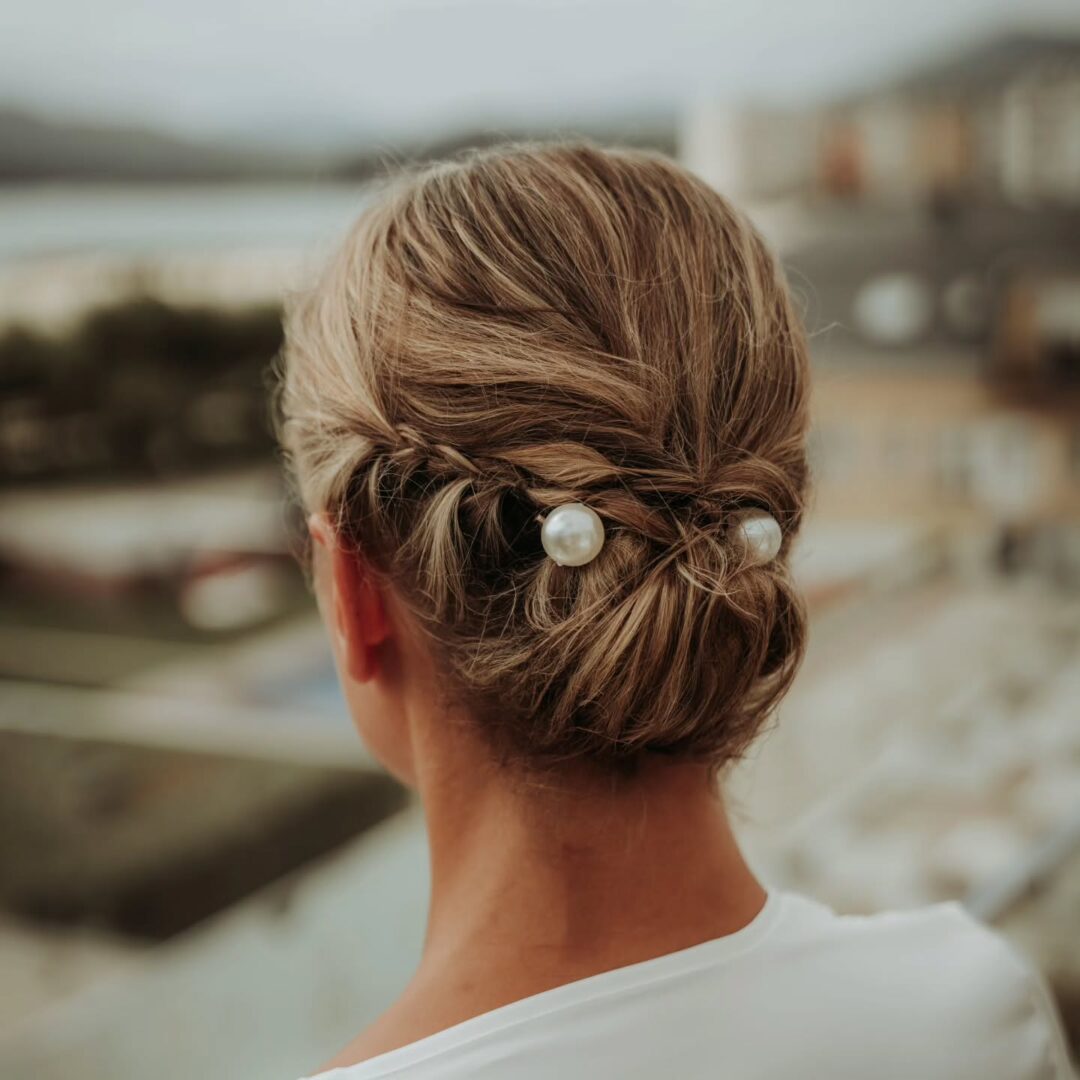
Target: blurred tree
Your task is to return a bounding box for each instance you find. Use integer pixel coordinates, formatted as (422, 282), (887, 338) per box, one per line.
(0, 299), (284, 483)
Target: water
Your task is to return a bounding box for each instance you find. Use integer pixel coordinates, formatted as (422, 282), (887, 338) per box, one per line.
(0, 181), (373, 262)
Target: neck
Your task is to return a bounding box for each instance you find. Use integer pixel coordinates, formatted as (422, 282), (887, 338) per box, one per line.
(416, 735), (766, 988)
(320, 722), (767, 1071)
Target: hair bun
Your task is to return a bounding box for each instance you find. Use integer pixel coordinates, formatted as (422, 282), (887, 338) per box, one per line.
(280, 142), (810, 770)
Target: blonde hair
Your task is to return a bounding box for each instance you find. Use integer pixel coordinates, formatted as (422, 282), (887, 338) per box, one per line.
(279, 142), (810, 771)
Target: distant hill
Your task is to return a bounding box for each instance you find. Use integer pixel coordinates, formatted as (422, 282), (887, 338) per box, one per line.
(332, 116), (678, 181)
(0, 104), (678, 184)
(0, 107), (317, 182)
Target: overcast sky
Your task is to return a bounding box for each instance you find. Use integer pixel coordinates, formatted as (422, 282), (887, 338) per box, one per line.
(2, 0), (1079, 147)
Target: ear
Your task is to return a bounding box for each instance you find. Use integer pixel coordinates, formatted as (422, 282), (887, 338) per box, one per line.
(308, 513), (390, 684)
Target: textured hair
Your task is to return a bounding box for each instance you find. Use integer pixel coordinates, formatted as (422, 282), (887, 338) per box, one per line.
(279, 142), (811, 772)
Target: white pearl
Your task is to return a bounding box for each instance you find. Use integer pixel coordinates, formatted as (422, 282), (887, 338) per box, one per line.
(541, 503), (606, 567)
(732, 511), (782, 565)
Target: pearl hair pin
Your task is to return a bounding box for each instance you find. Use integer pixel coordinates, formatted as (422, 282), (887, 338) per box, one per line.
(540, 502), (606, 567)
(539, 502), (782, 569)
(730, 510), (783, 565)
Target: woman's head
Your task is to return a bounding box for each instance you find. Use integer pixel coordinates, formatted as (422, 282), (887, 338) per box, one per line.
(279, 142), (810, 781)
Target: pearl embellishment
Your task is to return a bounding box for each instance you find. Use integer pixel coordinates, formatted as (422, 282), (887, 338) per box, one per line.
(540, 503), (606, 567)
(731, 511), (783, 565)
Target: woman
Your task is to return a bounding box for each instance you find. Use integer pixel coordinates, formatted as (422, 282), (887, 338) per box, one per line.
(279, 144), (1074, 1078)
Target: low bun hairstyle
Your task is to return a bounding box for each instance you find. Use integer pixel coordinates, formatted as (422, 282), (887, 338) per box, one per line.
(279, 142), (810, 772)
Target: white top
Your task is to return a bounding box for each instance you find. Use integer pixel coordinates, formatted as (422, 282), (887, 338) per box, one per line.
(304, 891), (1075, 1079)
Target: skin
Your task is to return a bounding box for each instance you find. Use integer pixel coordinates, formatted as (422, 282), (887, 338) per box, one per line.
(308, 513), (767, 1071)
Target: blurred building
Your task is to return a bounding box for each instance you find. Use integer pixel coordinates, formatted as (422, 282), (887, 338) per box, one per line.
(787, 205), (1080, 565)
(683, 32), (1080, 581)
(834, 33), (1080, 207)
(679, 102), (823, 201)
(682, 33), (1080, 207)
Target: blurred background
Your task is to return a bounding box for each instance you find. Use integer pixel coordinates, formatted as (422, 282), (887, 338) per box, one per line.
(1, 1), (1079, 1077)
